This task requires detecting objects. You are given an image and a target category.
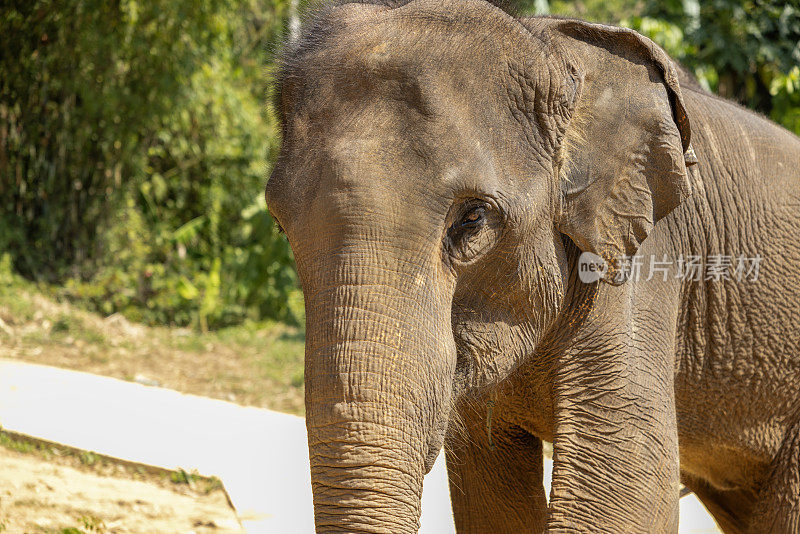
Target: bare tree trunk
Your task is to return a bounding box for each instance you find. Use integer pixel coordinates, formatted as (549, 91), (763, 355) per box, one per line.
(288, 0), (300, 41)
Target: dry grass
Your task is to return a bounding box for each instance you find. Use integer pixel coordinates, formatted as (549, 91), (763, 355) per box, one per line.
(0, 276), (306, 415)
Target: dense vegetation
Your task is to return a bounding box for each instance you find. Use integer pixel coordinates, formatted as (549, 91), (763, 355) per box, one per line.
(1, 0), (297, 329)
(2, 0), (798, 330)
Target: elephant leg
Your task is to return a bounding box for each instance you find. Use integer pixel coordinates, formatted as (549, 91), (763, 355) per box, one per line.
(747, 415), (800, 533)
(445, 397), (548, 533)
(547, 342), (681, 531)
(682, 473), (755, 534)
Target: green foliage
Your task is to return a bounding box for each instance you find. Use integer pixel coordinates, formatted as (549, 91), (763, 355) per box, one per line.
(78, 516), (105, 533)
(632, 0), (800, 133)
(506, 0), (643, 22)
(548, 0), (643, 23)
(623, 16), (693, 57)
(0, 0), (228, 278)
(515, 0), (800, 135)
(3, 0), (799, 332)
(2, 0), (298, 328)
(68, 47), (297, 328)
(170, 468), (192, 484)
(770, 66), (800, 134)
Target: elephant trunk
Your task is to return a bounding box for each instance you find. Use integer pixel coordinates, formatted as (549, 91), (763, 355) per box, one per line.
(304, 272), (453, 534)
(307, 389), (426, 533)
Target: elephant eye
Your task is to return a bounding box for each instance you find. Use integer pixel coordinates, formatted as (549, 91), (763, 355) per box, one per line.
(459, 205), (486, 230)
(446, 200), (503, 266)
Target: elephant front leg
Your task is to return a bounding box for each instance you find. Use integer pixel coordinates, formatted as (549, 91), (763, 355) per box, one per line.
(445, 396), (548, 533)
(547, 341), (681, 533)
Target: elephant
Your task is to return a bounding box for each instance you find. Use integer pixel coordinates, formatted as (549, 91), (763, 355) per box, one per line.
(264, 0), (800, 532)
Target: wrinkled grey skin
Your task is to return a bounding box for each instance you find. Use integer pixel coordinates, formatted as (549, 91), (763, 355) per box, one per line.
(265, 0), (800, 532)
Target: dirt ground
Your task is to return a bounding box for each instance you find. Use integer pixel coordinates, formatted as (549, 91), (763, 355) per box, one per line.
(0, 286), (305, 415)
(0, 435), (242, 534)
(0, 284), (302, 531)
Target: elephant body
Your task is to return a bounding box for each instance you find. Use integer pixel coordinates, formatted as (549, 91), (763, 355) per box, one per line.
(674, 87), (800, 531)
(472, 82), (800, 533)
(266, 1), (800, 532)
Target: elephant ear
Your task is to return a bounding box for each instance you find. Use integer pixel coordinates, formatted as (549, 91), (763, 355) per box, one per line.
(550, 20), (697, 285)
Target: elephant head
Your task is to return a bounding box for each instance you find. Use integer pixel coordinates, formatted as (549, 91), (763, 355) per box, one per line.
(265, 0), (694, 531)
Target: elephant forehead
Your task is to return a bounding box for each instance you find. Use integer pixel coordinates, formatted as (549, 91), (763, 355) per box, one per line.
(316, 134), (491, 203)
(269, 1), (547, 221)
(289, 0), (516, 65)
(277, 1), (529, 118)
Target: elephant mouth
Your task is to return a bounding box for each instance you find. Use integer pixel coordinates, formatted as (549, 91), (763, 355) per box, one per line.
(423, 446), (440, 472)
(423, 419), (450, 471)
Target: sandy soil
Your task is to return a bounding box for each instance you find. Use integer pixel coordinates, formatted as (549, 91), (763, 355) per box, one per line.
(0, 446), (242, 533)
(0, 286), (301, 532)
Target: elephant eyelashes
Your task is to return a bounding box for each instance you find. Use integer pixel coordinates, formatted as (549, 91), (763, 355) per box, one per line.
(449, 203), (487, 240)
(446, 201), (503, 265)
(459, 205), (486, 230)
